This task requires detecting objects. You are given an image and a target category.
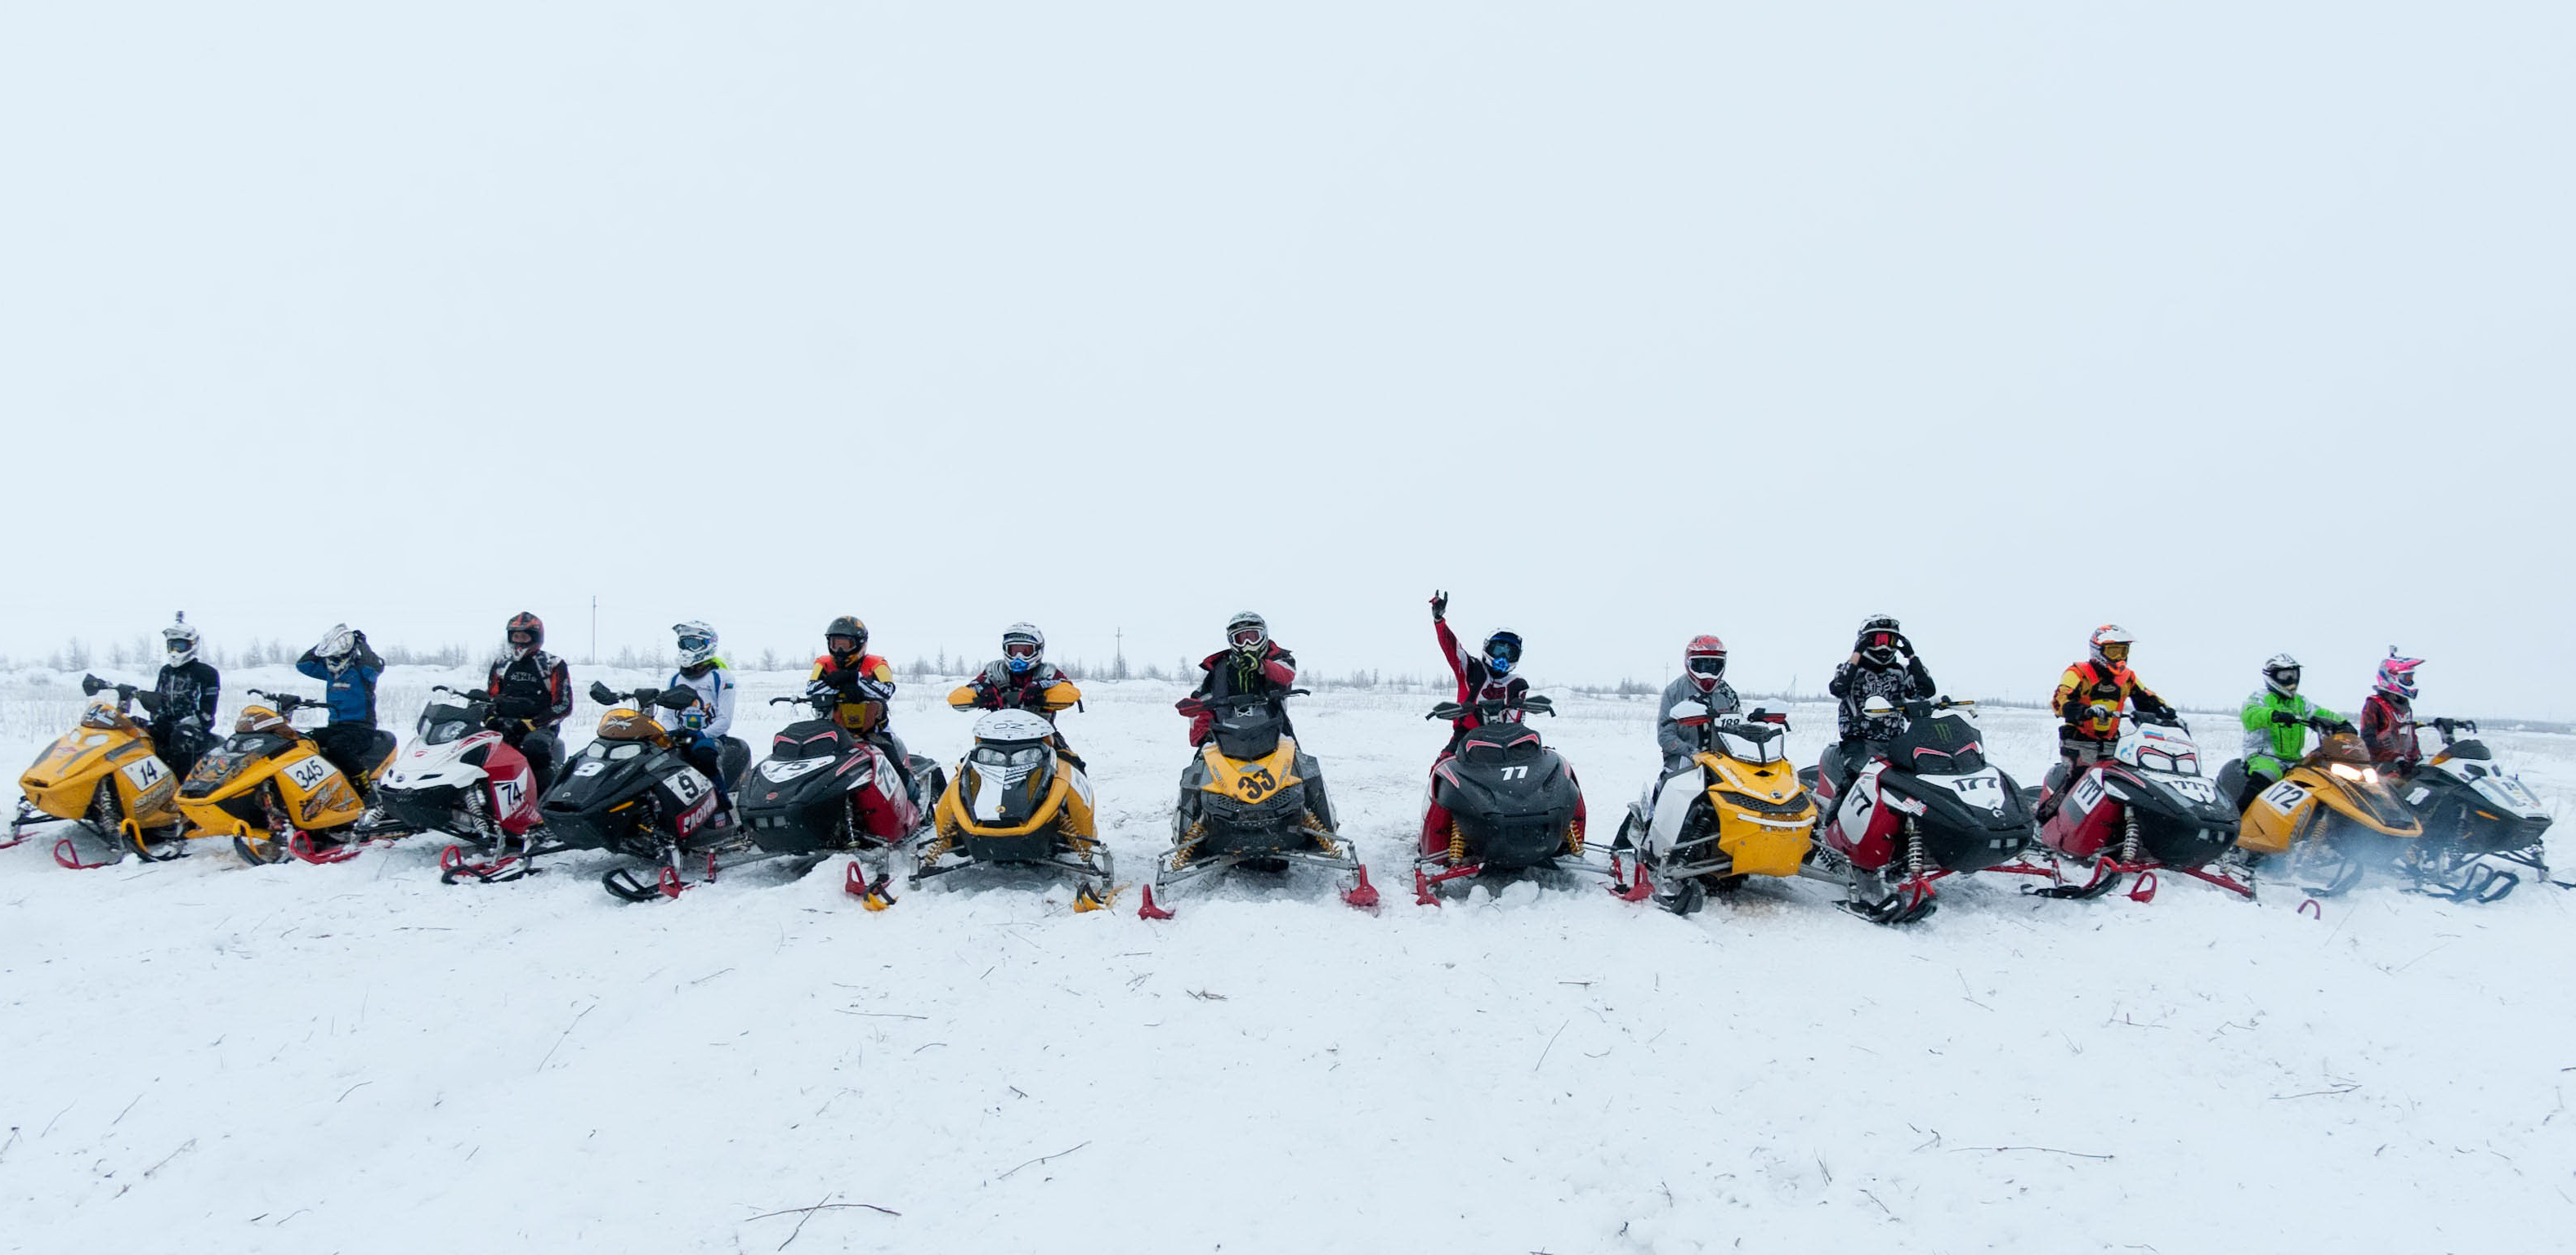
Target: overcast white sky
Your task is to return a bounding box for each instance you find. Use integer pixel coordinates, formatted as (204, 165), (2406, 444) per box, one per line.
(3, 3), (2568, 715)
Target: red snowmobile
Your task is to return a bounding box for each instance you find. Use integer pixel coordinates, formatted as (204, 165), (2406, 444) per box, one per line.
(2027, 715), (2248, 901)
(1801, 696), (2050, 923)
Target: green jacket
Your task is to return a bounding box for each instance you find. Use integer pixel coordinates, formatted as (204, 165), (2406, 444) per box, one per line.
(2240, 690), (2340, 775)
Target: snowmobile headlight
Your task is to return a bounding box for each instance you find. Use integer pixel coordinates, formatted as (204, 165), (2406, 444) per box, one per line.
(2362, 766), (2379, 784)
(424, 720), (471, 746)
(2328, 762), (2366, 783)
(1008, 747), (1049, 769)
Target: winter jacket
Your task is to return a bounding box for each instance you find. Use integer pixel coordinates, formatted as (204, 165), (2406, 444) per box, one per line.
(1831, 656), (1933, 743)
(812, 654), (895, 734)
(1658, 676), (1743, 772)
(296, 644), (385, 727)
(2360, 693), (2420, 771)
(150, 659), (221, 733)
(487, 651), (573, 730)
(1188, 643), (1299, 744)
(952, 660), (1078, 720)
(2239, 690), (2340, 775)
(1435, 619), (1527, 731)
(2053, 661), (2171, 743)
(664, 660), (737, 739)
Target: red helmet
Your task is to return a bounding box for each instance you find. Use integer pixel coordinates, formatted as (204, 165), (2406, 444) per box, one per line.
(506, 611), (544, 659)
(1684, 633), (1728, 692)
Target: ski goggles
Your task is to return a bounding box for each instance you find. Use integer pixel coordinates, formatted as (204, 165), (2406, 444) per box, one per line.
(1688, 655), (1727, 678)
(2100, 641), (2130, 663)
(826, 635), (862, 655)
(508, 630), (537, 646)
(1229, 627), (1267, 649)
(165, 639), (192, 654)
(2270, 667), (2300, 689)
(1863, 631), (1902, 652)
(677, 635), (711, 653)
(1004, 640), (1040, 659)
(1484, 635), (1523, 664)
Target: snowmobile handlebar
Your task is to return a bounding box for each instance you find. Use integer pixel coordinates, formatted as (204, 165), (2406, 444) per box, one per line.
(245, 688), (321, 713)
(2431, 716), (2479, 741)
(1426, 694), (1555, 721)
(429, 684), (492, 705)
(78, 674), (141, 704)
(588, 681), (696, 712)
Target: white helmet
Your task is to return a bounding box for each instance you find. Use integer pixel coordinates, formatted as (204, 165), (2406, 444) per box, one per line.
(162, 614), (200, 668)
(2087, 623), (2135, 669)
(2261, 653), (2301, 697)
(316, 623), (356, 667)
(673, 620), (719, 670)
(1226, 610), (1268, 653)
(1001, 623), (1045, 674)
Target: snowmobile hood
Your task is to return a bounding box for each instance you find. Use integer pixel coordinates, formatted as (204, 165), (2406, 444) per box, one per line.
(972, 709), (1056, 744)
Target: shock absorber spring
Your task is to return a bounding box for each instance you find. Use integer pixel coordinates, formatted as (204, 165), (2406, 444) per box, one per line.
(1566, 815), (1586, 857)
(2121, 808), (2142, 864)
(1304, 814), (1339, 860)
(1905, 819), (1927, 881)
(1171, 819), (1205, 869)
(1446, 820), (1465, 865)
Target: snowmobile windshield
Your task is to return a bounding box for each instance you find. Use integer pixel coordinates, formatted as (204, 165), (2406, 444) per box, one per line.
(2123, 724), (2200, 776)
(79, 702), (126, 731)
(773, 723), (851, 761)
(418, 703), (477, 746)
(1461, 726), (1545, 766)
(2444, 739), (2492, 761)
(1889, 713), (1983, 775)
(1714, 723), (1785, 764)
(2315, 731), (2370, 766)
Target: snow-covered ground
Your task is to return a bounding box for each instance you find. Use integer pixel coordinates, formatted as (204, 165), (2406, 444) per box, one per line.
(4, 666), (2573, 1253)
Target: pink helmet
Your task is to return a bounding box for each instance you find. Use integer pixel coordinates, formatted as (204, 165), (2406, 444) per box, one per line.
(2376, 650), (2423, 700)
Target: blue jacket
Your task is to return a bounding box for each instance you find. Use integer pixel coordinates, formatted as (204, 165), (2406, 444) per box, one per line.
(297, 645), (385, 727)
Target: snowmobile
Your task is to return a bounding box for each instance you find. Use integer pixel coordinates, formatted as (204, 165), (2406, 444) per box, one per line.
(2219, 718), (2422, 897)
(919, 708), (1114, 911)
(1612, 704), (1822, 915)
(348, 685), (555, 883)
(13, 675), (186, 868)
(176, 690), (397, 865)
(1138, 688), (1378, 918)
(738, 691), (944, 910)
(1800, 696), (2047, 924)
(2385, 718), (2556, 901)
(542, 681), (758, 901)
(1414, 695), (1618, 904)
(2026, 716), (2247, 902)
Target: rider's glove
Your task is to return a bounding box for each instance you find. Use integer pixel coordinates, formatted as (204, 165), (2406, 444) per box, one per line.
(1429, 591), (1447, 622)
(2086, 703), (2115, 721)
(804, 679), (839, 702)
(2271, 710), (2301, 726)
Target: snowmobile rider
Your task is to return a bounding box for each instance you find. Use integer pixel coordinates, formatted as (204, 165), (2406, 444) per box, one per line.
(485, 611), (573, 793)
(2236, 654), (2345, 811)
(1658, 634), (1742, 777)
(148, 613), (221, 779)
(953, 623), (1080, 719)
(295, 623), (387, 788)
(2359, 650), (2431, 775)
(664, 620), (740, 811)
(2037, 624), (2180, 820)
(1180, 611), (1299, 746)
(807, 614), (914, 795)
(955, 623), (1083, 763)
(1825, 614), (1934, 795)
(1430, 590), (1529, 750)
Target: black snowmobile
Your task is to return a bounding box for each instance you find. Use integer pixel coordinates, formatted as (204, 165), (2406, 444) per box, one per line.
(542, 681), (754, 901)
(737, 692), (944, 909)
(1414, 695), (1619, 904)
(2393, 717), (2560, 900)
(1138, 688), (1378, 918)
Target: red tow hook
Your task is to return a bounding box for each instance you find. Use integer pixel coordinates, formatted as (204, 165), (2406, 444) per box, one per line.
(1137, 883), (1176, 921)
(658, 865), (686, 899)
(2127, 869), (2160, 904)
(1341, 865), (1380, 910)
(1414, 865), (1438, 906)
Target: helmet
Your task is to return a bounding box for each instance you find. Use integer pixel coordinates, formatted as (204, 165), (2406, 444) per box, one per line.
(316, 623), (357, 672)
(825, 615), (869, 662)
(1684, 634), (1728, 691)
(2376, 650), (2423, 700)
(505, 612), (544, 660)
(1226, 610), (1268, 653)
(2261, 653), (2301, 698)
(162, 614), (199, 668)
(1483, 630), (1523, 677)
(1856, 614), (1903, 667)
(2088, 624), (2134, 668)
(673, 620), (718, 670)
(1002, 622), (1046, 674)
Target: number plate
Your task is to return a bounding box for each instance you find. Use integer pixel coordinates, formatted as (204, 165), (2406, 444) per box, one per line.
(284, 756), (335, 792)
(2260, 779), (2310, 815)
(120, 757), (170, 791)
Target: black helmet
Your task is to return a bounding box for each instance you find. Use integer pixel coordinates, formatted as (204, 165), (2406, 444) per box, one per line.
(506, 611), (544, 660)
(825, 614), (869, 661)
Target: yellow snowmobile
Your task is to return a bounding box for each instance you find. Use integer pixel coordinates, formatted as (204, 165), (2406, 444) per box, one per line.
(176, 690), (396, 865)
(2220, 721), (2422, 895)
(919, 708), (1113, 910)
(1613, 703), (1821, 913)
(13, 676), (187, 868)
(1138, 688), (1377, 918)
